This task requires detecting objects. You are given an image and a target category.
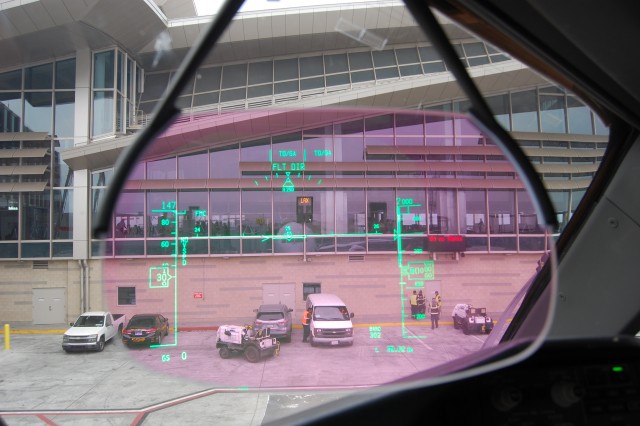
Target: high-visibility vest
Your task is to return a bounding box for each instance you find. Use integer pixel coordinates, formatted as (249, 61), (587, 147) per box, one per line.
(410, 294), (418, 305)
(430, 302), (439, 314)
(302, 310), (311, 325)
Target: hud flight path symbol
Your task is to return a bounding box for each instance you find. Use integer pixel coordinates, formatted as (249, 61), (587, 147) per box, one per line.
(396, 197), (434, 339)
(148, 200), (187, 349)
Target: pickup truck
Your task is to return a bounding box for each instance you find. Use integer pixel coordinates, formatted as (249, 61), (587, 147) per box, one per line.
(62, 311), (126, 352)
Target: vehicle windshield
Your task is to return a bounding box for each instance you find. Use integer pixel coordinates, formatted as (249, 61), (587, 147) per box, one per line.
(128, 318), (156, 328)
(73, 316), (104, 327)
(314, 307), (351, 321)
(257, 313), (284, 321)
(0, 0), (610, 424)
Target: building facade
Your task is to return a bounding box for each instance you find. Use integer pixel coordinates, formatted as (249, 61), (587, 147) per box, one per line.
(0, 0), (606, 325)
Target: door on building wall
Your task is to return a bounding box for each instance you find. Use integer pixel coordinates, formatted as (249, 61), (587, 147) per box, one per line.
(262, 283), (295, 314)
(32, 288), (66, 324)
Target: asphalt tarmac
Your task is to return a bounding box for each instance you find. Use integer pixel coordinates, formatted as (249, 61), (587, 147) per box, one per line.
(0, 321), (487, 425)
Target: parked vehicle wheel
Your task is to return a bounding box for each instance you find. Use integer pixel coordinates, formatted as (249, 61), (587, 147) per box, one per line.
(283, 333), (291, 343)
(310, 336), (316, 347)
(164, 326), (169, 336)
(96, 337), (105, 352)
(462, 323), (470, 335)
(244, 345), (261, 363)
(219, 346), (231, 359)
(156, 332), (163, 344)
(453, 317), (459, 329)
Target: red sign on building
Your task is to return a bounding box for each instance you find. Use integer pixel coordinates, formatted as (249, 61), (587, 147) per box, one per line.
(194, 292), (203, 299)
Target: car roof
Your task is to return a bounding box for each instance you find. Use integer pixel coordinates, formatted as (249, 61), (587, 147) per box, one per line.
(257, 304), (288, 311)
(129, 314), (163, 318)
(306, 294), (346, 306)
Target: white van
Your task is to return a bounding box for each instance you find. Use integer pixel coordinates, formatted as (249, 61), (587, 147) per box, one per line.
(306, 294), (354, 346)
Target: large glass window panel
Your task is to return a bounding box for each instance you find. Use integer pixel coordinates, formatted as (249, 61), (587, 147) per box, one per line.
(423, 62), (446, 74)
(398, 189), (426, 234)
(567, 96), (593, 134)
(141, 73), (170, 101)
(93, 50), (115, 89)
(22, 242), (49, 258)
(178, 191), (208, 237)
(365, 136), (394, 161)
(517, 189), (542, 234)
(248, 84), (273, 98)
(25, 63), (53, 90)
(351, 70), (375, 83)
(375, 67), (400, 80)
(348, 52), (373, 70)
(367, 189), (396, 234)
(210, 189), (240, 254)
(22, 192), (50, 240)
(300, 56), (324, 78)
(0, 69), (21, 90)
(396, 48), (420, 64)
(594, 113), (608, 135)
(193, 92), (219, 107)
(117, 240), (144, 256)
(486, 94), (511, 130)
(0, 243), (18, 258)
(92, 91), (114, 136)
(334, 136), (364, 162)
(24, 92), (52, 133)
(274, 58), (298, 81)
(241, 138), (270, 162)
(146, 191), (175, 238)
(0, 193), (19, 240)
(325, 54), (348, 74)
(241, 190), (272, 253)
(273, 191), (302, 254)
(52, 241), (73, 257)
(400, 65), (423, 76)
(54, 92), (75, 138)
(463, 42), (487, 57)
(335, 189), (365, 234)
(248, 61), (273, 85)
(52, 189), (72, 239)
(210, 145), (239, 178)
(274, 80), (298, 94)
(425, 112), (453, 137)
(210, 190), (240, 235)
(540, 95), (566, 133)
(195, 67), (222, 93)
(272, 132), (302, 166)
(115, 192), (144, 238)
(490, 236), (517, 252)
(372, 50), (397, 67)
(178, 151), (208, 179)
(304, 136), (333, 163)
(427, 189), (457, 234)
(147, 157), (176, 180)
(0, 92), (22, 132)
(550, 190), (570, 231)
(396, 113), (424, 136)
(418, 46), (440, 62)
(488, 190), (515, 234)
(300, 77), (324, 91)
(459, 190), (486, 235)
(326, 73), (350, 87)
(221, 64), (247, 89)
(220, 88), (246, 103)
(511, 90), (539, 132)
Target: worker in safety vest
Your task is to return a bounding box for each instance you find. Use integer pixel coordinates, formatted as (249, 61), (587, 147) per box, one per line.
(410, 290), (418, 319)
(302, 307), (312, 342)
(416, 290), (426, 318)
(428, 297), (440, 329)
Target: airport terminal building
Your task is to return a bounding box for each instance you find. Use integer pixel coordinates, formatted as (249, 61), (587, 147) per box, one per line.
(0, 0), (607, 326)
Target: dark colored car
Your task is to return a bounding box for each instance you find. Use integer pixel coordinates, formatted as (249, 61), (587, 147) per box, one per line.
(253, 304), (293, 342)
(122, 314), (169, 347)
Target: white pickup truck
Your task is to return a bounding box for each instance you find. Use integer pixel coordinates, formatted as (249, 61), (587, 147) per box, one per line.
(62, 311), (127, 352)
